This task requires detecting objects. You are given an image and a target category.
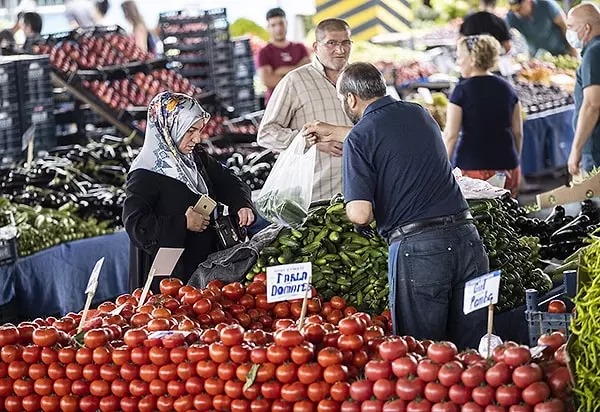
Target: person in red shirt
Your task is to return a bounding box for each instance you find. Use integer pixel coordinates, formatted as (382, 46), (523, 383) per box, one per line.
(256, 8), (311, 104)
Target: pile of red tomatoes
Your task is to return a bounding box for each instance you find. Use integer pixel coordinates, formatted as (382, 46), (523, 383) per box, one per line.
(0, 275), (573, 411)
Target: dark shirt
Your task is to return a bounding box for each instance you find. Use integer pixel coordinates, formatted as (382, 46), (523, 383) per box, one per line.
(342, 96), (468, 240)
(574, 35), (600, 159)
(506, 0), (569, 56)
(123, 148), (253, 290)
(460, 11), (511, 45)
(450, 76), (519, 170)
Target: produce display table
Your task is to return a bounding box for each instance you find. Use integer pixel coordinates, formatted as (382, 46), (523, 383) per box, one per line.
(521, 106), (575, 176)
(0, 231), (129, 321)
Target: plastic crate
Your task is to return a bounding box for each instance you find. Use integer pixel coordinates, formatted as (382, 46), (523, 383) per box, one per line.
(235, 101), (259, 116)
(232, 38), (252, 58)
(233, 57), (255, 79)
(525, 270), (577, 347)
(235, 85), (255, 102)
(15, 56), (53, 104)
(20, 99), (57, 151)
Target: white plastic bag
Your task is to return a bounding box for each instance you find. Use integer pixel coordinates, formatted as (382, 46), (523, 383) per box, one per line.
(256, 133), (317, 227)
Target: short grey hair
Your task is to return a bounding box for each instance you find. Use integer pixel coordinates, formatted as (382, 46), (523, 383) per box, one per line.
(315, 18), (350, 41)
(338, 62), (386, 100)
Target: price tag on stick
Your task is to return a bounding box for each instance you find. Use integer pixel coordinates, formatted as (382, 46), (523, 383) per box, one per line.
(266, 262), (312, 303)
(138, 247), (184, 307)
(78, 257), (105, 333)
(21, 125), (36, 170)
(463, 270), (501, 357)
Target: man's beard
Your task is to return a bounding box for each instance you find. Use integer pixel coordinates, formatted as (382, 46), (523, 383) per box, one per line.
(343, 99), (361, 125)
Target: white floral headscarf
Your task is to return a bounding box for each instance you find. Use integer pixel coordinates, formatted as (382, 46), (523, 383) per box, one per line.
(129, 92), (209, 195)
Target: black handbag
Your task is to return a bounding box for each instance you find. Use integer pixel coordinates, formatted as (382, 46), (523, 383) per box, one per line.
(213, 203), (247, 250)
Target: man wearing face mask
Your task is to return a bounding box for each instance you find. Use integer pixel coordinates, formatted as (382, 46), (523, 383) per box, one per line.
(257, 18), (354, 202)
(311, 62), (489, 350)
(506, 0), (577, 57)
(567, 3), (600, 176)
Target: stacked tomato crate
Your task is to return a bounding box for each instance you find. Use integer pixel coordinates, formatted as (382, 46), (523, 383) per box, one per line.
(231, 38), (258, 116)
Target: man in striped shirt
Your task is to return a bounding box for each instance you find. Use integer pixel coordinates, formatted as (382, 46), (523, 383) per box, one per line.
(257, 18), (354, 202)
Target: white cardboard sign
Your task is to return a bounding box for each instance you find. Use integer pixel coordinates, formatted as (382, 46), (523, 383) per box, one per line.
(152, 248), (185, 276)
(21, 124), (35, 151)
(463, 270), (501, 315)
(266, 262), (312, 303)
(85, 257), (105, 295)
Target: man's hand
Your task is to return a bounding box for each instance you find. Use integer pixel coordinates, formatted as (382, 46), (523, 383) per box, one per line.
(568, 148), (582, 176)
(316, 141), (343, 157)
(303, 121), (337, 145)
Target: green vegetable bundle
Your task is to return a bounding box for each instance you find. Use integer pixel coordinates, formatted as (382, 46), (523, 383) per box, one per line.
(469, 196), (552, 312)
(255, 188), (308, 228)
(0, 198), (113, 257)
(569, 236), (600, 411)
(248, 198), (390, 314)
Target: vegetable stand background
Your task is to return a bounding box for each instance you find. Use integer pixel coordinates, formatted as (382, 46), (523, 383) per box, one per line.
(0, 231), (129, 320)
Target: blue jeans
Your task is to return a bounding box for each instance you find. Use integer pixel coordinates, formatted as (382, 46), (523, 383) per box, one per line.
(388, 222), (489, 350)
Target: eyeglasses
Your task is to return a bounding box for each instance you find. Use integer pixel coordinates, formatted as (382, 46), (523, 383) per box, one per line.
(319, 40), (353, 49)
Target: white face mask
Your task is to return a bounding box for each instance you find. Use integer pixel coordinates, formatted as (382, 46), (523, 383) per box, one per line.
(566, 29), (583, 49)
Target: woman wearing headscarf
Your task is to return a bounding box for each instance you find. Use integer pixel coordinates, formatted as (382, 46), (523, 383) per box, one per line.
(123, 92), (255, 290)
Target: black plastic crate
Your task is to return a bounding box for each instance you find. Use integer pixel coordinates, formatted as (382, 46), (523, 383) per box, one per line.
(234, 76), (254, 87)
(235, 101), (259, 116)
(233, 57), (255, 79)
(232, 38), (252, 58)
(15, 56), (53, 103)
(235, 85), (255, 102)
(180, 66), (212, 78)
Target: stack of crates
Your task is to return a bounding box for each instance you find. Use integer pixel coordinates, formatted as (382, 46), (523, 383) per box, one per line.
(159, 8), (235, 108)
(232, 38), (258, 116)
(0, 60), (21, 164)
(0, 55), (55, 163)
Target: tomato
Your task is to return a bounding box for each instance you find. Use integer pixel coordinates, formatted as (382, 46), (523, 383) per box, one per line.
(532, 399), (566, 412)
(281, 382), (308, 402)
(147, 346), (168, 366)
(547, 367), (570, 397)
(72, 379), (90, 396)
(194, 393), (213, 411)
(229, 346), (248, 365)
(40, 394), (61, 412)
(245, 329), (268, 345)
(159, 277), (183, 296)
(317, 399), (340, 412)
(1, 345), (22, 363)
(124, 329), (148, 348)
(13, 377), (33, 397)
(365, 360), (393, 381)
(317, 347), (343, 368)
(378, 337), (408, 361)
(22, 394), (42, 412)
(392, 355), (418, 379)
(372, 378), (395, 401)
(424, 381), (449, 403)
(5, 395), (23, 412)
(338, 334), (364, 351)
(341, 401), (360, 412)
(547, 300), (566, 314)
(8, 360), (28, 379)
(137, 395), (157, 412)
(21, 345), (41, 364)
(100, 364), (120, 382)
(256, 362), (276, 383)
(188, 344), (210, 362)
(553, 344), (567, 366)
(205, 376), (225, 396)
(111, 379), (130, 397)
(292, 345), (315, 365)
(275, 328), (304, 348)
(383, 399), (407, 412)
(47, 362), (65, 380)
(431, 401), (459, 412)
(512, 363), (543, 389)
(437, 361), (463, 387)
(472, 385), (495, 406)
(250, 398), (271, 412)
(323, 364), (348, 384)
(272, 399), (294, 412)
(32, 327), (59, 347)
(302, 324), (326, 344)
(220, 324), (245, 346)
(177, 361), (197, 380)
(193, 298), (213, 315)
(417, 359), (442, 383)
(34, 378), (54, 396)
(448, 383), (471, 405)
(406, 398), (433, 412)
(172, 394), (194, 412)
(295, 362), (321, 385)
(156, 395), (175, 412)
(275, 362), (297, 384)
(522, 382), (551, 405)
(60, 395), (80, 412)
(262, 380), (284, 400)
(149, 379), (167, 396)
(213, 394), (233, 411)
(348, 379), (373, 402)
(427, 342), (457, 364)
(492, 342), (518, 363)
(395, 376), (424, 401)
(41, 347), (59, 365)
(91, 380), (111, 397)
(195, 359), (217, 379)
(52, 378), (71, 396)
(83, 364), (101, 381)
(98, 395), (120, 412)
(495, 384), (522, 407)
(111, 346), (131, 365)
(210, 342), (230, 363)
(537, 333), (566, 353)
(84, 329), (109, 349)
(28, 363), (47, 380)
(338, 317), (366, 336)
(503, 346), (532, 367)
(462, 364), (486, 388)
(186, 376), (205, 395)
(93, 346), (112, 365)
(75, 347), (93, 365)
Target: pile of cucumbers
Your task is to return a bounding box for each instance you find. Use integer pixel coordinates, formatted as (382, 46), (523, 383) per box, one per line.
(248, 198), (390, 314)
(470, 195), (552, 312)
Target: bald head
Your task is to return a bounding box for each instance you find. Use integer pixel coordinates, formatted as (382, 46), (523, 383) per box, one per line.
(569, 2), (600, 24)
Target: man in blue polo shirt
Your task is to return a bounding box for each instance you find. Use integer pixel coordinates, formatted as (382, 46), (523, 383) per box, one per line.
(567, 3), (600, 176)
(506, 0), (576, 57)
(305, 63), (489, 350)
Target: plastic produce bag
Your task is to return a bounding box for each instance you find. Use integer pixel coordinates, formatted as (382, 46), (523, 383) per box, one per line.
(256, 133), (316, 227)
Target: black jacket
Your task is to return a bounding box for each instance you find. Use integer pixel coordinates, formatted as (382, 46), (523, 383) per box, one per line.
(123, 148), (253, 291)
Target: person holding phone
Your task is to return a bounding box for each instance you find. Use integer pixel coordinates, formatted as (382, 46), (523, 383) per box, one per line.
(123, 92), (255, 290)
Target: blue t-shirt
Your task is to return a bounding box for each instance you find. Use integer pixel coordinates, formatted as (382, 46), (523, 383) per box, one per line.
(506, 0), (569, 56)
(450, 76), (520, 170)
(574, 36), (600, 160)
(342, 96), (468, 240)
